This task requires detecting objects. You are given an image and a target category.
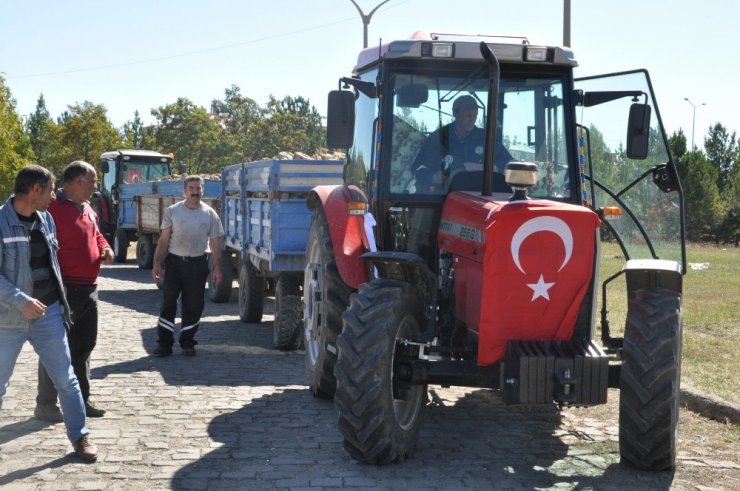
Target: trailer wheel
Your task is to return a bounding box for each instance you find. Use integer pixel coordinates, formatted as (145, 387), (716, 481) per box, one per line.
(238, 261), (264, 323)
(136, 234), (154, 269)
(619, 287), (682, 471)
(334, 279), (427, 464)
(208, 253), (233, 303)
(273, 274), (303, 350)
(113, 229), (129, 263)
(304, 207), (351, 399)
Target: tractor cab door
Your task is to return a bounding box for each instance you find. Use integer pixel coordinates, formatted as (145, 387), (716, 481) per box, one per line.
(575, 70), (686, 272)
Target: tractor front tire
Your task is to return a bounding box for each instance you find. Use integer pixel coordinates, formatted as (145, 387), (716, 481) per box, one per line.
(619, 287), (682, 471)
(303, 207), (351, 400)
(238, 261), (264, 323)
(334, 279), (427, 464)
(273, 274), (303, 350)
(113, 229), (129, 263)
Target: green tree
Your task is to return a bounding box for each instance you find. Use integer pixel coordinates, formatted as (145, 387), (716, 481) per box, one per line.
(668, 129), (687, 162)
(245, 95), (325, 160)
(121, 110), (155, 149)
(704, 122), (738, 191)
(678, 151), (724, 241)
(152, 98), (225, 174)
(210, 85), (261, 163)
(26, 94), (56, 166)
(0, 76), (34, 199)
(48, 102), (121, 174)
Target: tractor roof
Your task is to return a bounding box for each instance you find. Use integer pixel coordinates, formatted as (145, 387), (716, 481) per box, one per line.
(100, 149), (172, 161)
(354, 31), (577, 74)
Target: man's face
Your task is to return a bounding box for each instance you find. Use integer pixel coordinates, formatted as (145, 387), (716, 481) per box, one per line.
(184, 181), (203, 203)
(35, 180), (56, 211)
(454, 107), (478, 133)
(78, 170), (98, 201)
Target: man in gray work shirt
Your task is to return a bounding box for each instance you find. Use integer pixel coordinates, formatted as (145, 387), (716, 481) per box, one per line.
(151, 175), (224, 357)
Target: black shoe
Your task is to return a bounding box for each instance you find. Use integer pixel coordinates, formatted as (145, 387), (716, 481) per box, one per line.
(34, 403), (64, 423)
(153, 345), (172, 357)
(85, 400), (106, 418)
(182, 347), (196, 356)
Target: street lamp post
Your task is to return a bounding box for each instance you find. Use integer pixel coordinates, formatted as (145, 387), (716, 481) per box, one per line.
(349, 0), (391, 48)
(684, 97), (706, 151)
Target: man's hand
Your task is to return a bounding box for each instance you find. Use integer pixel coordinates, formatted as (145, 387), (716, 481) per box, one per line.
(211, 266), (222, 286)
(152, 263), (164, 283)
(22, 298), (48, 320)
(100, 247), (114, 265)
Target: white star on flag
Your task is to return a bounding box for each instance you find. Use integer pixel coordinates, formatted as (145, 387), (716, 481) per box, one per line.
(527, 274), (555, 301)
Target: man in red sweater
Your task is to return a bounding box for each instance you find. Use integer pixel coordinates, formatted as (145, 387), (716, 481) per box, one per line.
(35, 161), (114, 422)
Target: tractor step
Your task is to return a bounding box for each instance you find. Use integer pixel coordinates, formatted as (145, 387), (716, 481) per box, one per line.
(503, 340), (609, 406)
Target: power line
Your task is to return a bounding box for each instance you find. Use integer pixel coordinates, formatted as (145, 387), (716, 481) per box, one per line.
(8, 0), (410, 80)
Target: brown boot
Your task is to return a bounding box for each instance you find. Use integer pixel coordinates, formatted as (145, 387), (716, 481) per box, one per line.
(72, 434), (98, 462)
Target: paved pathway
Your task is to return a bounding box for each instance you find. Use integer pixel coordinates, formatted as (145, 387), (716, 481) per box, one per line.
(1, 263), (738, 490)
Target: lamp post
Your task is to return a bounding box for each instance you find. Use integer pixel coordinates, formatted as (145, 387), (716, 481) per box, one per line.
(684, 97), (706, 151)
(349, 0), (391, 48)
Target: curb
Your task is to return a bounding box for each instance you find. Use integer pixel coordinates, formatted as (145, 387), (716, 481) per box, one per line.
(681, 385), (740, 424)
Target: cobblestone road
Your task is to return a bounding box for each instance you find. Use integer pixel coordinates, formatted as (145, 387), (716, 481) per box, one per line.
(1, 263), (738, 490)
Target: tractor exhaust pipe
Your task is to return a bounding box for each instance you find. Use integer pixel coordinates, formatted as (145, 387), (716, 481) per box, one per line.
(479, 41), (501, 197)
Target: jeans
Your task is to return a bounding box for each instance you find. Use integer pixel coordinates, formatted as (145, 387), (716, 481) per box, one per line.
(38, 285), (98, 404)
(0, 302), (89, 443)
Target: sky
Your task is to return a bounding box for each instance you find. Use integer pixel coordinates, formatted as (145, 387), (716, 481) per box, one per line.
(2, 0), (737, 150)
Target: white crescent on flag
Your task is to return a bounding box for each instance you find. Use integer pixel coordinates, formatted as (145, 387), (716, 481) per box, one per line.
(510, 216), (573, 274)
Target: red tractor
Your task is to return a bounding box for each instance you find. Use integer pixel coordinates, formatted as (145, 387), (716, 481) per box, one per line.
(303, 32), (685, 471)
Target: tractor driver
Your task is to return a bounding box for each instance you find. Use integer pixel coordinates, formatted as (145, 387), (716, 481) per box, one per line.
(410, 94), (513, 193)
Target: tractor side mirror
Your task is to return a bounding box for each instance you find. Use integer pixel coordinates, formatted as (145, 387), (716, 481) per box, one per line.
(396, 84), (428, 108)
(100, 161), (110, 173)
(327, 90), (355, 149)
(626, 103), (651, 160)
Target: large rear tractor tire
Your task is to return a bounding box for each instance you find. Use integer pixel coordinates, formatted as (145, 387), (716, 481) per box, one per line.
(238, 261), (264, 323)
(136, 234), (154, 269)
(303, 207), (352, 399)
(273, 274), (303, 351)
(334, 279), (427, 464)
(113, 229), (129, 263)
(208, 253), (233, 303)
(619, 287), (682, 471)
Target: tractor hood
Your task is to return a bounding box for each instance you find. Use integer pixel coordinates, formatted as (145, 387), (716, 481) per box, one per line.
(438, 192), (601, 365)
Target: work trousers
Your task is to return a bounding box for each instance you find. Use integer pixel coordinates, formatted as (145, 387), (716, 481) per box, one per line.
(37, 284), (98, 404)
(157, 253), (209, 349)
(0, 302), (89, 443)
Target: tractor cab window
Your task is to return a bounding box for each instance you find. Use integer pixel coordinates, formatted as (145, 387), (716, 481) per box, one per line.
(386, 69), (571, 199)
(382, 67), (572, 263)
(119, 160), (170, 184)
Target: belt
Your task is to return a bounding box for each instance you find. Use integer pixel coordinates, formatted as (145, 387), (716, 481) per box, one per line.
(169, 253), (206, 262)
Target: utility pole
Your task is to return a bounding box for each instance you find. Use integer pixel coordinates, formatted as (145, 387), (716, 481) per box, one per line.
(349, 0), (391, 48)
(563, 0), (571, 47)
(684, 97), (706, 151)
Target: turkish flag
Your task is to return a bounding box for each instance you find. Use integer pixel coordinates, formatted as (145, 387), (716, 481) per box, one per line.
(477, 200), (601, 365)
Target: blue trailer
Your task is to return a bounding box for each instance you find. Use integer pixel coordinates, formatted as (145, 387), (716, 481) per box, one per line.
(210, 159), (343, 350)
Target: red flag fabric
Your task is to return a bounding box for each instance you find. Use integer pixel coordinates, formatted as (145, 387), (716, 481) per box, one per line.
(438, 193), (601, 366)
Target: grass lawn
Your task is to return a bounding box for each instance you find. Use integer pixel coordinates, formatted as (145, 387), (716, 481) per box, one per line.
(598, 242), (739, 402)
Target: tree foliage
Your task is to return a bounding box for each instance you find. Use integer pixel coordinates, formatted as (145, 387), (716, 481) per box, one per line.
(704, 123), (738, 191)
(0, 76), (34, 199)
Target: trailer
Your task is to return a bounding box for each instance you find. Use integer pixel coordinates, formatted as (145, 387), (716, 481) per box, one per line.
(209, 159), (343, 350)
